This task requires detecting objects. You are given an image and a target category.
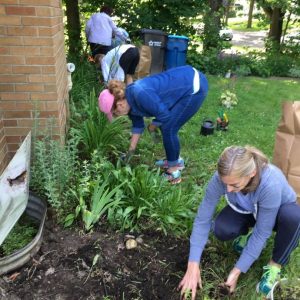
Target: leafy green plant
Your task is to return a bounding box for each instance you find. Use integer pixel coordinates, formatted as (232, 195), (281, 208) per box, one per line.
(288, 67), (300, 78)
(234, 64), (251, 77)
(220, 90), (238, 108)
(105, 164), (164, 231)
(67, 179), (124, 231)
(70, 89), (129, 158)
(72, 113), (128, 158)
(30, 131), (80, 219)
(0, 215), (37, 256)
(145, 186), (198, 236)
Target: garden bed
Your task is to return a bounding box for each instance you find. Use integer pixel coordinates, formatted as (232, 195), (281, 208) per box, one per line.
(0, 218), (188, 299)
(0, 218), (233, 300)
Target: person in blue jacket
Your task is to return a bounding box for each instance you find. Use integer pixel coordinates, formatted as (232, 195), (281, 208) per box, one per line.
(98, 65), (209, 184)
(178, 145), (300, 299)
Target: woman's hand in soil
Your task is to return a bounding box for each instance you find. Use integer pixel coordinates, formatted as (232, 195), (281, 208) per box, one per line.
(225, 267), (241, 293)
(178, 261), (202, 300)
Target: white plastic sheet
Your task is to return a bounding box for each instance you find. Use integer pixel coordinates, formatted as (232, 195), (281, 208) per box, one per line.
(0, 132), (31, 245)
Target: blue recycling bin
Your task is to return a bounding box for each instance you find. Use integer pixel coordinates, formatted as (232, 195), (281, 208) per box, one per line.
(165, 35), (189, 70)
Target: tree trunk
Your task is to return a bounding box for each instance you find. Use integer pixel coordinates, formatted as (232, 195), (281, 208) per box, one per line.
(65, 0), (82, 57)
(281, 10), (292, 44)
(268, 7), (285, 44)
(203, 0), (223, 51)
(247, 0), (255, 28)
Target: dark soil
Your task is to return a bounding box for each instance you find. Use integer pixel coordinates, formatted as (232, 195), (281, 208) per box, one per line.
(0, 218), (191, 300)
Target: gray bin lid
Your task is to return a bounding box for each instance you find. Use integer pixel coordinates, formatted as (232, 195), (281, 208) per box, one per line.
(0, 132), (31, 245)
(141, 29), (167, 36)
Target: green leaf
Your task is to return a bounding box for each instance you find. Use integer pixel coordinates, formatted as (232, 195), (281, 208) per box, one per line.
(92, 254), (100, 266)
(64, 214), (75, 227)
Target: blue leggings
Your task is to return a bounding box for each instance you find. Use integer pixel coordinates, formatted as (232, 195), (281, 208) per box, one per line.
(161, 72), (209, 166)
(213, 203), (300, 266)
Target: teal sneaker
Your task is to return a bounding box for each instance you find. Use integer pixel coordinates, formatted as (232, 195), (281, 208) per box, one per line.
(155, 157), (185, 170)
(162, 170), (182, 184)
(256, 264), (281, 298)
(232, 229), (252, 254)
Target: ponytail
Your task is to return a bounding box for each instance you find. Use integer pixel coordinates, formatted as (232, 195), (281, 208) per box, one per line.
(107, 80), (126, 105)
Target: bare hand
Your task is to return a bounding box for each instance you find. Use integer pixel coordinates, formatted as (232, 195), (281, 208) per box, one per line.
(178, 262), (202, 300)
(225, 267), (241, 293)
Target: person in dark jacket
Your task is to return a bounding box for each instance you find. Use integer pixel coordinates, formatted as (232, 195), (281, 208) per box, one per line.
(98, 65), (209, 183)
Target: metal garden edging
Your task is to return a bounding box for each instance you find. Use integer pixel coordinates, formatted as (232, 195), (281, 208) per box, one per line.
(0, 193), (47, 275)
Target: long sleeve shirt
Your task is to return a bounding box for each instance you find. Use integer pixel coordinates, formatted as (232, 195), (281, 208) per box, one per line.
(101, 44), (135, 83)
(125, 65), (207, 134)
(189, 164), (297, 273)
(85, 12), (126, 46)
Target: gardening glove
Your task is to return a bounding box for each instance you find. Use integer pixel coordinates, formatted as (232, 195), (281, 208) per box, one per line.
(120, 149), (135, 164)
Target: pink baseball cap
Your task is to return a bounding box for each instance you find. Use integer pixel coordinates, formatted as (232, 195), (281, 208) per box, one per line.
(98, 89), (114, 122)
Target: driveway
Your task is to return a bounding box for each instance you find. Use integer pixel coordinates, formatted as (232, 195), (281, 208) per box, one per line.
(231, 30), (268, 48)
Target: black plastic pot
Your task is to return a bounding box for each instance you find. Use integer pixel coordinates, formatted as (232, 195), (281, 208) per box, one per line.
(200, 119), (215, 136)
(0, 192), (47, 275)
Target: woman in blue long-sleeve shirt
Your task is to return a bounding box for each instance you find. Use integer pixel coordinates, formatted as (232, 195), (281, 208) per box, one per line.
(178, 145), (300, 299)
(98, 65), (209, 183)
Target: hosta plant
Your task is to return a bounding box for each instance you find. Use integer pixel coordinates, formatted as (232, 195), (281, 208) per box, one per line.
(220, 90), (238, 108)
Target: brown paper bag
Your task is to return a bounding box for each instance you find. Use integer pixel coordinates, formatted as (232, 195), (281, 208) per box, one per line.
(273, 101), (300, 203)
(133, 45), (152, 80)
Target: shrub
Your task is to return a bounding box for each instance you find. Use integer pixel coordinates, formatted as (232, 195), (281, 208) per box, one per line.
(288, 67), (300, 78)
(265, 54), (295, 77)
(188, 45), (300, 78)
(234, 64), (251, 77)
(30, 132), (80, 220)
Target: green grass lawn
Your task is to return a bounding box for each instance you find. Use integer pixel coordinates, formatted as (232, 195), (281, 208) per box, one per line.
(141, 75), (300, 185)
(228, 18), (269, 31)
(228, 17), (299, 32)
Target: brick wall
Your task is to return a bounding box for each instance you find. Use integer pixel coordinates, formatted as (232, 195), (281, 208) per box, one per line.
(0, 0), (69, 173)
(0, 113), (8, 173)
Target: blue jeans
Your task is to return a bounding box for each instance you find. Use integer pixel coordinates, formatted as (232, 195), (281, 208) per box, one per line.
(161, 72), (209, 166)
(213, 202), (300, 266)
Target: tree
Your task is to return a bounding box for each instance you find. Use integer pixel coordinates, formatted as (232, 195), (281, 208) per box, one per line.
(203, 0), (224, 51)
(65, 0), (82, 58)
(224, 0), (234, 26)
(257, 0), (299, 49)
(247, 0), (255, 28)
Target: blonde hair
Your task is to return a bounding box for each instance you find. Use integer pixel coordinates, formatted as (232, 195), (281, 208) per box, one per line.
(217, 145), (269, 192)
(107, 80), (126, 108)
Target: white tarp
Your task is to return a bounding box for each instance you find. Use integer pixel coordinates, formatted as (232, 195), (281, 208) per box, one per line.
(0, 132), (31, 245)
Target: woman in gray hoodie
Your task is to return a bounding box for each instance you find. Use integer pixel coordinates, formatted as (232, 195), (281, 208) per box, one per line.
(178, 145), (300, 299)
